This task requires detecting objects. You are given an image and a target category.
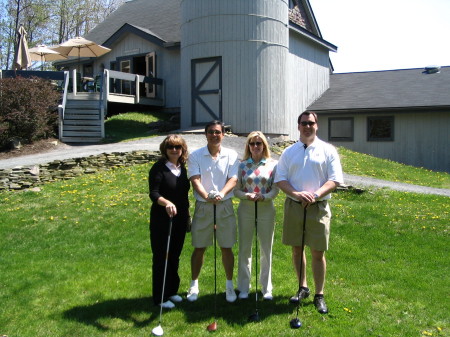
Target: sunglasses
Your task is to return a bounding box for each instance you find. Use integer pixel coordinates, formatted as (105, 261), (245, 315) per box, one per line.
(249, 142), (263, 147)
(207, 130), (222, 135)
(300, 121), (316, 126)
(166, 145), (182, 150)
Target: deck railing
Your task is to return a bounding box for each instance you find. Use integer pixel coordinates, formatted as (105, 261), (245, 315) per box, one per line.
(104, 69), (165, 105)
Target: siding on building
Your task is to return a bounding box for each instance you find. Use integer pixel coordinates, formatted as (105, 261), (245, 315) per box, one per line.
(180, 0), (289, 134)
(286, 32), (330, 138)
(94, 33), (181, 108)
(317, 110), (450, 172)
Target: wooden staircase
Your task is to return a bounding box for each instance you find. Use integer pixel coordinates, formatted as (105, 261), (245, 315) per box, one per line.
(60, 93), (104, 143)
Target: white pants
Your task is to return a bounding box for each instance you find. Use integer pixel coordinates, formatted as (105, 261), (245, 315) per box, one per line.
(237, 199), (275, 294)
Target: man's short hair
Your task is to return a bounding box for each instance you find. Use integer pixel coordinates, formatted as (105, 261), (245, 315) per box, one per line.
(298, 111), (318, 124)
(205, 120), (225, 133)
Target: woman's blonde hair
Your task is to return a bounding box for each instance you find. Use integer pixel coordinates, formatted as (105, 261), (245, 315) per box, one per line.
(159, 134), (189, 165)
(243, 131), (271, 160)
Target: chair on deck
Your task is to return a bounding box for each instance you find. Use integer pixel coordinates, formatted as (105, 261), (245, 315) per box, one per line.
(87, 75), (102, 92)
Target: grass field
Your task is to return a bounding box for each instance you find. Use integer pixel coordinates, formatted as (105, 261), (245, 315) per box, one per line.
(1, 160), (448, 337)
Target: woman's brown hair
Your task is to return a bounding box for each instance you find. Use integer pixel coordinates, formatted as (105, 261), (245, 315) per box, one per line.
(159, 134), (189, 165)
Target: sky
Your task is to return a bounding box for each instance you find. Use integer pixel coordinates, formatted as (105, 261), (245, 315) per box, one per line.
(309, 0), (450, 73)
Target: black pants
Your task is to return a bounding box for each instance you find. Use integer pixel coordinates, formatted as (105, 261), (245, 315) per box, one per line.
(150, 211), (187, 305)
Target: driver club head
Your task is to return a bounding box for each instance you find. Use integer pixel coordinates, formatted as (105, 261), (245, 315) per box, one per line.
(290, 317), (302, 329)
(206, 321), (217, 332)
(248, 312), (260, 322)
(151, 324), (164, 336)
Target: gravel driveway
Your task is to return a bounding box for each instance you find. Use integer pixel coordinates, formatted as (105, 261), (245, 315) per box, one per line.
(1, 134), (448, 197)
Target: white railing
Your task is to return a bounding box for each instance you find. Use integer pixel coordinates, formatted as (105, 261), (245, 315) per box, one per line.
(58, 71), (70, 140)
(104, 69), (165, 106)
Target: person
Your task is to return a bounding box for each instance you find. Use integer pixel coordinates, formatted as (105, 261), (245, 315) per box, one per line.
(274, 111), (344, 314)
(234, 131), (279, 301)
(149, 134), (190, 309)
(187, 120), (239, 303)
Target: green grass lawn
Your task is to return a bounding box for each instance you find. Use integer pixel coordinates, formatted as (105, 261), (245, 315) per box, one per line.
(338, 147), (450, 189)
(104, 111), (172, 142)
(1, 162), (448, 337)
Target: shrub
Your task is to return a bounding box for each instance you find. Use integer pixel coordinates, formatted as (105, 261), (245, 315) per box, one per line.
(0, 76), (60, 149)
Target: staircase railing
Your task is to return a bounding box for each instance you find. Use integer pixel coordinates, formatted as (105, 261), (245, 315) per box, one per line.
(58, 71), (70, 140)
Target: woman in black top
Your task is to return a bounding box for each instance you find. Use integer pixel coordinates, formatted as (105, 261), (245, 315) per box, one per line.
(149, 135), (190, 308)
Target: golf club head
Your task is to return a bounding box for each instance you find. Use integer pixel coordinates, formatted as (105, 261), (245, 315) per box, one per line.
(248, 312), (260, 322)
(290, 318), (302, 329)
(206, 321), (217, 332)
(151, 324), (164, 336)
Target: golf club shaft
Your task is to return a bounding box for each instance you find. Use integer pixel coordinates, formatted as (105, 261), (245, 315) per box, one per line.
(255, 201), (259, 309)
(158, 216), (173, 324)
(296, 207), (307, 318)
(213, 204), (217, 321)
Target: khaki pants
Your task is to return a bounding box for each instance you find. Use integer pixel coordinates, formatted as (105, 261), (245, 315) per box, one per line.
(237, 199), (275, 294)
(282, 198), (331, 251)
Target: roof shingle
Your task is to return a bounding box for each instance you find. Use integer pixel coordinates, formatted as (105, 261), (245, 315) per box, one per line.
(308, 66), (450, 111)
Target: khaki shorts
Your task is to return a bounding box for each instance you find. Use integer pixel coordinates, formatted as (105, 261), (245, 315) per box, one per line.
(282, 198), (331, 251)
(191, 199), (237, 248)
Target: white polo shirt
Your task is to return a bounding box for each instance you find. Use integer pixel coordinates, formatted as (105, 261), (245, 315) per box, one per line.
(188, 146), (239, 202)
(274, 137), (344, 200)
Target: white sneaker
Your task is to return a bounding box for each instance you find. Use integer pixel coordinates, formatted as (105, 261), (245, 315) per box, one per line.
(226, 288), (237, 303)
(160, 300), (175, 309)
(169, 295), (183, 303)
(263, 292), (273, 301)
(238, 291), (249, 300)
(187, 287), (199, 302)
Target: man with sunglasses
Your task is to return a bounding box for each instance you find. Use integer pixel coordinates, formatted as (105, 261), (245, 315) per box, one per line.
(275, 111), (343, 314)
(187, 120), (239, 303)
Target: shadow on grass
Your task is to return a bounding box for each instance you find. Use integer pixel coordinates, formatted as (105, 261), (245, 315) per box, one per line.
(177, 293), (301, 327)
(63, 296), (157, 331)
(62, 294), (303, 331)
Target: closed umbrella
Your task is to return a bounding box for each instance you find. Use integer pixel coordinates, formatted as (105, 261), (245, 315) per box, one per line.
(14, 25), (31, 70)
(29, 45), (67, 70)
(51, 37), (111, 72)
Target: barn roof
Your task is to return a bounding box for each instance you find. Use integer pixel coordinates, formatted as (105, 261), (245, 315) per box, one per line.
(84, 0), (335, 51)
(85, 0), (182, 46)
(308, 66), (450, 112)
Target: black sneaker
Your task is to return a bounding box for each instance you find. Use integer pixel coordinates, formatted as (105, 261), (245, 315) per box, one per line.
(313, 295), (328, 314)
(289, 287), (310, 303)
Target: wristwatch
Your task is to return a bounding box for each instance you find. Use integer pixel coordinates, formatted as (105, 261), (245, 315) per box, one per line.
(313, 193), (319, 200)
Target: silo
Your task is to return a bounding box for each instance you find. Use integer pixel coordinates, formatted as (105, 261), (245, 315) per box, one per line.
(180, 0), (289, 135)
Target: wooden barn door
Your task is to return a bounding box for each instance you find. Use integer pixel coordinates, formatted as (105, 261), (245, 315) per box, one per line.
(191, 57), (222, 125)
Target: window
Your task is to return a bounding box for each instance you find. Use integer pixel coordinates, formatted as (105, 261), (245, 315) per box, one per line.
(328, 117), (354, 141)
(146, 52), (156, 98)
(83, 64), (93, 77)
(367, 116), (394, 141)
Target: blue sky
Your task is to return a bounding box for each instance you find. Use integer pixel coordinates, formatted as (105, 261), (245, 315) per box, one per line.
(309, 0), (450, 73)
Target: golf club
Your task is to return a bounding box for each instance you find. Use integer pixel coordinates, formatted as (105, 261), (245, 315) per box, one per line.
(206, 204), (218, 332)
(152, 216), (174, 336)
(248, 201), (260, 322)
(290, 206), (307, 329)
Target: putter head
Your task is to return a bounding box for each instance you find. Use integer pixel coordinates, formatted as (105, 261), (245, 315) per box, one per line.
(290, 318), (302, 329)
(151, 324), (164, 336)
(206, 321), (217, 332)
(248, 312), (260, 322)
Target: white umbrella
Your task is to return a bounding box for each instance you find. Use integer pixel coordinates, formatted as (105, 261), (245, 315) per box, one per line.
(29, 44), (67, 70)
(14, 25), (31, 70)
(51, 37), (111, 72)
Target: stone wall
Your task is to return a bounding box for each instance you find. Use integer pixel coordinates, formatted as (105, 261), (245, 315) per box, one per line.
(0, 151), (159, 191)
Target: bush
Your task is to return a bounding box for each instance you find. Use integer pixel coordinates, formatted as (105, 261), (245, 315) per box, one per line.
(0, 76), (60, 149)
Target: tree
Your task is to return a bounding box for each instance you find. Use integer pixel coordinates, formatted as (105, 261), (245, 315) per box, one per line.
(0, 0), (124, 69)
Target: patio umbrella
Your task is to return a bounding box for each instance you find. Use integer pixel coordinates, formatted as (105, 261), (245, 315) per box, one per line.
(14, 25), (31, 70)
(29, 45), (67, 70)
(51, 37), (111, 72)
